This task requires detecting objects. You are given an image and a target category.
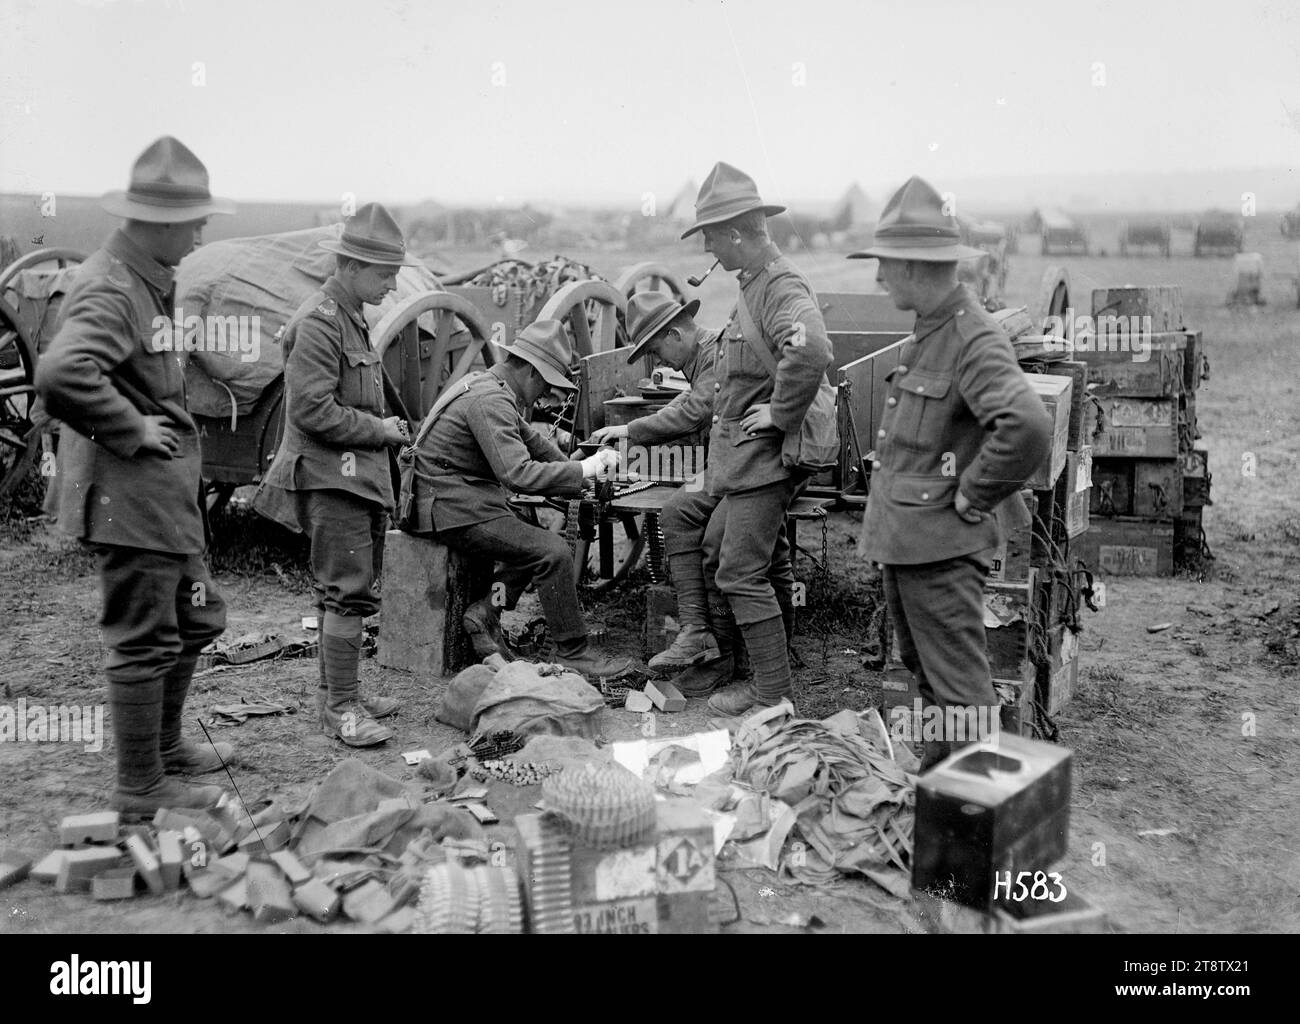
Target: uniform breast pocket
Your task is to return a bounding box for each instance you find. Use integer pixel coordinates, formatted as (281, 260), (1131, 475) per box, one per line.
(888, 369), (953, 451)
(342, 348), (382, 412)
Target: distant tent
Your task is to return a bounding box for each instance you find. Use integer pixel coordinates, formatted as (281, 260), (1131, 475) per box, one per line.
(830, 182), (875, 230)
(667, 180), (698, 223)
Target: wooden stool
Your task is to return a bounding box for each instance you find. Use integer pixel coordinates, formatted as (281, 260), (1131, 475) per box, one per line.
(379, 530), (491, 677)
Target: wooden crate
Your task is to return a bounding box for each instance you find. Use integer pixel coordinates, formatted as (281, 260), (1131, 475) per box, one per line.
(1024, 374), (1073, 490)
(1086, 396), (1179, 458)
(1039, 360), (1088, 449)
(994, 666), (1037, 737)
(984, 570), (1039, 678)
(1174, 508), (1209, 572)
(1036, 625), (1080, 717)
(988, 491), (1035, 583)
(912, 734), (1072, 913)
(1075, 333), (1187, 398)
(1182, 441), (1212, 507)
(1073, 516), (1175, 577)
(1090, 285), (1183, 331)
(379, 531), (492, 677)
(1090, 457), (1182, 518)
(1182, 330), (1206, 393)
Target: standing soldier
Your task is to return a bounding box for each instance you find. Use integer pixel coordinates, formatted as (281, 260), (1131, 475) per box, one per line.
(588, 292), (799, 696)
(36, 136), (235, 815)
(849, 177), (1051, 769)
(254, 204), (415, 748)
(679, 162), (833, 716)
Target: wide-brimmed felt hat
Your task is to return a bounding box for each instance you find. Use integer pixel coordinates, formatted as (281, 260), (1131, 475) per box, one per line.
(680, 162), (786, 239)
(848, 176), (983, 262)
(502, 318), (578, 391)
(319, 203), (423, 266)
(101, 136), (235, 223)
(625, 292), (700, 364)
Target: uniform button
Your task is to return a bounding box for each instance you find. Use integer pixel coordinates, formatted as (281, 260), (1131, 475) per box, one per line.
(712, 415), (720, 423)
(714, 383), (721, 391)
(898, 365), (908, 374)
(915, 385), (925, 393)
(921, 491), (930, 500)
(887, 396), (897, 407)
(877, 429), (886, 438)
(871, 460), (882, 471)
(956, 310), (965, 316)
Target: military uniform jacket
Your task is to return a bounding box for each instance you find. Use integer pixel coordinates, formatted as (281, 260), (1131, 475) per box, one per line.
(415, 365), (584, 533)
(708, 249), (833, 496)
(625, 329), (721, 445)
(255, 276), (394, 526)
(860, 284), (1052, 565)
(35, 229), (206, 555)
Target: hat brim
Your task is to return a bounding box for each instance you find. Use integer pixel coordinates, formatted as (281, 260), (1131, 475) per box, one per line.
(626, 298), (700, 364)
(680, 203), (786, 239)
(847, 241), (985, 262)
(502, 344), (578, 392)
(101, 191), (235, 223)
(318, 239), (424, 267)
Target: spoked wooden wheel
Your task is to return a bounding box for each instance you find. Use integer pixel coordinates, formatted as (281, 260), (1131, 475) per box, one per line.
(1034, 265), (1071, 333)
(536, 280), (626, 358)
(615, 262), (693, 305)
(372, 290), (495, 422)
(0, 247), (86, 295)
(0, 297), (40, 505)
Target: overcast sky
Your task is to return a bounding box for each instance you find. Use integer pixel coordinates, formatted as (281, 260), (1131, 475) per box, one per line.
(2, 0), (1298, 207)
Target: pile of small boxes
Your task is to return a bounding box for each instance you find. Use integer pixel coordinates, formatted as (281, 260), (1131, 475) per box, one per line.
(1074, 286), (1210, 576)
(5, 802), (414, 931)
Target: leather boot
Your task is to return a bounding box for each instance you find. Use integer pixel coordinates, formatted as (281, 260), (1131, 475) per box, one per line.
(110, 678), (224, 817)
(670, 615), (735, 697)
(553, 635), (634, 680)
(708, 615), (791, 716)
(648, 626), (721, 673)
(159, 648), (235, 775)
(314, 634), (398, 721)
(463, 596), (514, 661)
(320, 613), (393, 747)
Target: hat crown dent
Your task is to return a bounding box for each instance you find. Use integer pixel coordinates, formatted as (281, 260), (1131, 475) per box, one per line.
(341, 202), (408, 255)
(510, 317), (578, 386)
(128, 135), (212, 197)
(875, 176), (960, 239)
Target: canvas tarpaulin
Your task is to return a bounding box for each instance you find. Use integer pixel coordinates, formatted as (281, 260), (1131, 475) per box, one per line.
(175, 224), (450, 418)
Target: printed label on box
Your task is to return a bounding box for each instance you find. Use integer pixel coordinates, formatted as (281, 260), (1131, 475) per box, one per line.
(657, 835), (715, 893)
(593, 846), (657, 901)
(1100, 544), (1157, 575)
(573, 897), (658, 934)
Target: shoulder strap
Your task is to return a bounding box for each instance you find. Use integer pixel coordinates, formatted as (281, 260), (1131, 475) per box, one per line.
(736, 291), (779, 380)
(412, 372), (483, 447)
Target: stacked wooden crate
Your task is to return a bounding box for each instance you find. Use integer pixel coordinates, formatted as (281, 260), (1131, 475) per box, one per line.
(1073, 287), (1210, 576)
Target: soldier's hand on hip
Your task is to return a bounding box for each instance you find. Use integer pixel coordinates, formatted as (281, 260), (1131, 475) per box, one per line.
(741, 403), (774, 436)
(139, 415), (180, 458)
(955, 490), (985, 524)
(381, 416), (410, 446)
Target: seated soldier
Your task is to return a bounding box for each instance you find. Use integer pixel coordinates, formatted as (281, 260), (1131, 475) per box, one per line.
(406, 319), (632, 679)
(589, 293), (797, 696)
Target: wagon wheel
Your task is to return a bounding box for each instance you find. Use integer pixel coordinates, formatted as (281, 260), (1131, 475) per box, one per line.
(0, 247), (86, 295)
(1034, 265), (1071, 334)
(0, 296), (40, 505)
(536, 280), (626, 359)
(372, 290), (495, 423)
(614, 262), (693, 305)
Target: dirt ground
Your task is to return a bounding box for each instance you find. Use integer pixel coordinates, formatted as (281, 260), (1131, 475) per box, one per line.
(2, 217), (1297, 934)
